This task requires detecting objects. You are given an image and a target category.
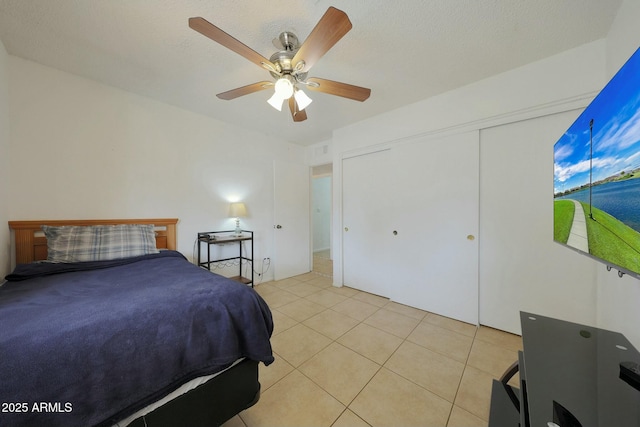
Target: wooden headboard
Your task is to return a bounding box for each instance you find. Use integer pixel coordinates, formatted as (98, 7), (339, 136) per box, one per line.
(8, 218), (179, 265)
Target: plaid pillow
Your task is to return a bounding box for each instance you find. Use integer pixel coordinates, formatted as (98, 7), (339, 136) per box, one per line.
(42, 224), (159, 262)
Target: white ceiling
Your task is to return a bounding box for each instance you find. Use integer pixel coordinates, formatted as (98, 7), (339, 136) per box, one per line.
(0, 0), (622, 146)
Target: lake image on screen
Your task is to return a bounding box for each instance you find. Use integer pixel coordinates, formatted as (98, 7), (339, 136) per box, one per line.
(553, 47), (640, 276)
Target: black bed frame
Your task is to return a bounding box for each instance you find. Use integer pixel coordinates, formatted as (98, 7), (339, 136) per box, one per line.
(127, 359), (260, 427)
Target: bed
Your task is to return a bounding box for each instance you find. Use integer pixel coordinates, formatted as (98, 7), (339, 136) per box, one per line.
(1, 218), (274, 427)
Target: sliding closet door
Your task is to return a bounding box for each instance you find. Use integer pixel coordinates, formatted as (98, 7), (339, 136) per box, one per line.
(389, 131), (480, 324)
(342, 149), (392, 296)
(479, 110), (596, 334)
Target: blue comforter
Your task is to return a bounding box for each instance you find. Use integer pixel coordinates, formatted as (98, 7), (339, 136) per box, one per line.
(0, 251), (274, 427)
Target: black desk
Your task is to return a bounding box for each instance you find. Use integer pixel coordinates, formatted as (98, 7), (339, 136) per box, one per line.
(489, 312), (640, 426)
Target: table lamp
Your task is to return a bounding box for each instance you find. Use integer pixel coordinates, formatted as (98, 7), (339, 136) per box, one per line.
(228, 202), (247, 236)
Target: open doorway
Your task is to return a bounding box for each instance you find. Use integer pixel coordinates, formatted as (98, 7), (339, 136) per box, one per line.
(311, 164), (332, 277)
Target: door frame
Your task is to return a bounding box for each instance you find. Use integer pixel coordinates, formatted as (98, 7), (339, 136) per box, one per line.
(310, 164), (333, 272)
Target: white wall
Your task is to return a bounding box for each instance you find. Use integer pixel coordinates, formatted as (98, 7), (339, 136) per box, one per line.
(307, 139), (333, 166)
(331, 39), (609, 336)
(333, 41), (605, 154)
(7, 56), (306, 281)
(597, 0), (640, 347)
(0, 39), (10, 280)
(605, 0), (640, 75)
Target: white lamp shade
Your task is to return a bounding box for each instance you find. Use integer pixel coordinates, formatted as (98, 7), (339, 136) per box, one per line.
(228, 202), (247, 218)
(294, 89), (313, 111)
(267, 92), (285, 111)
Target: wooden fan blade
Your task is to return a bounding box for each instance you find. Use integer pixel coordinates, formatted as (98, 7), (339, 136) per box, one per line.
(189, 17), (276, 70)
(216, 81), (273, 100)
(306, 78), (371, 101)
(291, 7), (352, 73)
(289, 97), (308, 122)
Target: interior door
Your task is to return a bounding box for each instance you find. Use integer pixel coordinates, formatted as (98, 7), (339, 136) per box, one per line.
(273, 159), (310, 280)
(389, 131), (480, 324)
(342, 149), (392, 296)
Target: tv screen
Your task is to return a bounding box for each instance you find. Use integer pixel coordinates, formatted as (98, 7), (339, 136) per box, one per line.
(554, 47), (640, 279)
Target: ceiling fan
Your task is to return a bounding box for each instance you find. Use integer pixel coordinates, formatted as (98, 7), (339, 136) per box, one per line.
(188, 7), (371, 122)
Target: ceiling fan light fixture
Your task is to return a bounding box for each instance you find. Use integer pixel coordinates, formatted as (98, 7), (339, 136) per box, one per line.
(274, 75), (295, 99)
(267, 92), (285, 111)
(294, 89), (313, 111)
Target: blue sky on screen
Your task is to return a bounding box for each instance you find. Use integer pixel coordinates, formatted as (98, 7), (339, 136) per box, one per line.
(554, 48), (640, 195)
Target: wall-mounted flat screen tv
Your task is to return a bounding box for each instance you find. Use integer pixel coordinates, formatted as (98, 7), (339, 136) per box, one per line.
(554, 47), (640, 279)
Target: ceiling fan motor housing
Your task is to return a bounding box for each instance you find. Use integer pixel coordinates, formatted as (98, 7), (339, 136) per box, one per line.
(269, 50), (294, 76)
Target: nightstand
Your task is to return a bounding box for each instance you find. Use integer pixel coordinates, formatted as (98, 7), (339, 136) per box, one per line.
(197, 230), (254, 287)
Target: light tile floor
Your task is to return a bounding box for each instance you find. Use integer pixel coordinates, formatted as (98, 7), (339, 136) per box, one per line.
(312, 250), (333, 278)
(224, 272), (523, 427)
